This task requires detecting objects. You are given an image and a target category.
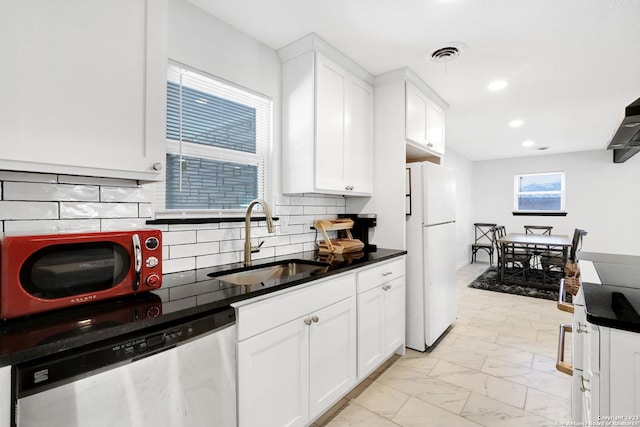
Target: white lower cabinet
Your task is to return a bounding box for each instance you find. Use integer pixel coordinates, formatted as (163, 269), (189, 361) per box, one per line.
(608, 328), (640, 415)
(356, 258), (406, 379)
(308, 298), (358, 420)
(578, 320), (640, 421)
(1, 365), (10, 426)
(235, 273), (357, 427)
(237, 313), (309, 427)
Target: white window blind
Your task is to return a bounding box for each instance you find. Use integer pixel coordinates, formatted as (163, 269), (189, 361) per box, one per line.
(158, 63), (272, 215)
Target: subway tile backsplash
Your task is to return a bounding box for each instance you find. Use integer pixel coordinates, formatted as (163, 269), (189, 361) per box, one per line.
(0, 171), (346, 275)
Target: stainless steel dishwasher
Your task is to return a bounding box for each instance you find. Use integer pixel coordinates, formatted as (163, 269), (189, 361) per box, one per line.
(12, 307), (236, 427)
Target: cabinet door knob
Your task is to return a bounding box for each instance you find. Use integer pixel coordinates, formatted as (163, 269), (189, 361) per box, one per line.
(152, 162), (163, 171)
(304, 318), (312, 326)
(311, 316), (319, 323)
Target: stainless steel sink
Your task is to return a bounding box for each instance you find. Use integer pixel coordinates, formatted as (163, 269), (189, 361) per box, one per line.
(212, 260), (329, 286)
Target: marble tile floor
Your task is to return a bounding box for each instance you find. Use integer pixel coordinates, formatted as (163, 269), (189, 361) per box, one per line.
(316, 262), (574, 427)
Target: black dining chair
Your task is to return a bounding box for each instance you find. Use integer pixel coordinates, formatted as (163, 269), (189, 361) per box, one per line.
(493, 225), (531, 281)
(471, 223), (497, 264)
(541, 228), (588, 280)
(524, 225), (553, 235)
(524, 225), (553, 270)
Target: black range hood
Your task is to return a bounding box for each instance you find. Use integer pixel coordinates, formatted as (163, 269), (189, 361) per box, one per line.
(607, 96), (640, 163)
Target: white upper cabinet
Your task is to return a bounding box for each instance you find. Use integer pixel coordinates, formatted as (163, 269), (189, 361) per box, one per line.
(376, 68), (448, 162)
(406, 80), (446, 157)
(279, 34), (373, 196)
(406, 82), (429, 144)
(0, 0), (167, 181)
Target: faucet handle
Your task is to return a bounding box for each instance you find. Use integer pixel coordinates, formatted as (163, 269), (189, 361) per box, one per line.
(251, 240), (265, 253)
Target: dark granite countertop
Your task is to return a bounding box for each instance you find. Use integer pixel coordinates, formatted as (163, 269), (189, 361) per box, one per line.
(582, 282), (640, 333)
(0, 248), (405, 367)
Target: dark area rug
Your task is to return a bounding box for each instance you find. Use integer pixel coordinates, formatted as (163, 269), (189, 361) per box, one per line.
(468, 266), (565, 301)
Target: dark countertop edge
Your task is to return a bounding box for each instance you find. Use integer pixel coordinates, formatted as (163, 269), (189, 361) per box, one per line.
(582, 282), (640, 333)
(584, 313), (640, 334)
(0, 249), (406, 367)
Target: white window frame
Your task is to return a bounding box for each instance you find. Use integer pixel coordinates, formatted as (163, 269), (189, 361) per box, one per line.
(153, 62), (273, 219)
(513, 172), (566, 212)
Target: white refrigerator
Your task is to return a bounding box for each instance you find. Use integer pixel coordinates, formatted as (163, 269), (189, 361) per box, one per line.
(406, 161), (457, 351)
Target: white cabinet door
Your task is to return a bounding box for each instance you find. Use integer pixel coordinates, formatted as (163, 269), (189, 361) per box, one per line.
(238, 317), (309, 427)
(384, 277), (406, 355)
(0, 365), (9, 426)
(609, 328), (640, 415)
(357, 287), (385, 378)
(427, 101), (445, 155)
(346, 76), (374, 194)
(357, 274), (406, 380)
(406, 82), (428, 145)
(280, 41), (373, 196)
(0, 0), (166, 181)
(315, 53), (347, 193)
(309, 297), (357, 420)
(405, 80), (446, 158)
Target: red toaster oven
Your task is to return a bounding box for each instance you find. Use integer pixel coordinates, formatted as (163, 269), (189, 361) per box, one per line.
(0, 229), (162, 319)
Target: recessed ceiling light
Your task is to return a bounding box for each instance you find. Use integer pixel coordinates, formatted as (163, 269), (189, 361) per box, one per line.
(509, 119), (524, 128)
(488, 80), (508, 91)
(522, 140), (534, 147)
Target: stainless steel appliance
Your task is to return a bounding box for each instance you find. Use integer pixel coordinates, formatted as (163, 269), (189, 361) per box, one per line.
(12, 307), (236, 427)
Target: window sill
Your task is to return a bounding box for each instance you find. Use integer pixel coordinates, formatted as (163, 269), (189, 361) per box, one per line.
(146, 216), (279, 225)
(512, 211), (567, 217)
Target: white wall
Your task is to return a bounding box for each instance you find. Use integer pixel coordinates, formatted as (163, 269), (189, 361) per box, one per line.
(442, 148), (474, 268)
(472, 149), (640, 256)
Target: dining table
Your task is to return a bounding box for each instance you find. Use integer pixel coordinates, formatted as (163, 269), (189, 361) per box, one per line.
(497, 233), (572, 283)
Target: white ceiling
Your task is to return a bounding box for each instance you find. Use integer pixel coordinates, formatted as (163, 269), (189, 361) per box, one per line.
(187, 0), (640, 161)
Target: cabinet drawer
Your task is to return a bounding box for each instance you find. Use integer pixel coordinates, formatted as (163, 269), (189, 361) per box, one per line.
(357, 258), (405, 294)
(235, 273), (356, 341)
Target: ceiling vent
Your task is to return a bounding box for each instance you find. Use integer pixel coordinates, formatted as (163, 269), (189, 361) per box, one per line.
(429, 42), (466, 64)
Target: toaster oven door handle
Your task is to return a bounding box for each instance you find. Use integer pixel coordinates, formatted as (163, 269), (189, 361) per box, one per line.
(132, 234), (142, 291)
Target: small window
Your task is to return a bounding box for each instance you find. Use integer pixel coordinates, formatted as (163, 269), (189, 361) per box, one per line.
(159, 63), (272, 215)
(514, 172), (565, 212)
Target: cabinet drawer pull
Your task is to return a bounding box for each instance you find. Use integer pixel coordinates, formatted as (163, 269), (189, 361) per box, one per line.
(311, 316), (319, 323)
(556, 323), (573, 376)
(580, 375), (590, 392)
(382, 272), (393, 277)
(304, 318), (312, 326)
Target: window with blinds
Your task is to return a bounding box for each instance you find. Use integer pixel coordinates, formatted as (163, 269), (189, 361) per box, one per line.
(163, 63), (272, 212)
